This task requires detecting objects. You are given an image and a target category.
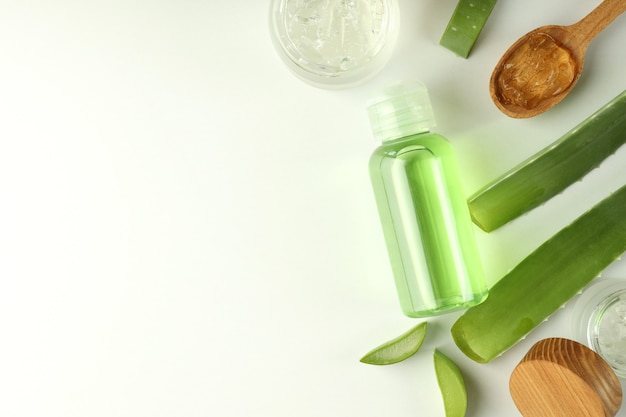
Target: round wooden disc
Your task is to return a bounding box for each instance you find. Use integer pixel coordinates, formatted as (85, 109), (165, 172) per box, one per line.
(509, 338), (622, 417)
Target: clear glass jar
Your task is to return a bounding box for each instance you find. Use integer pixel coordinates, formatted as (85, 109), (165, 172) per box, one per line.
(268, 0), (399, 89)
(571, 278), (626, 378)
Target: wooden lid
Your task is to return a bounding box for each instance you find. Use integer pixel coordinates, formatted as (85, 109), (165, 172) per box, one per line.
(509, 338), (622, 417)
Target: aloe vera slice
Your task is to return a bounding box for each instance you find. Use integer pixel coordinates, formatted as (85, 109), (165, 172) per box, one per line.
(469, 90), (626, 232)
(434, 350), (467, 417)
(439, 0), (498, 58)
(360, 322), (428, 365)
(452, 184), (626, 363)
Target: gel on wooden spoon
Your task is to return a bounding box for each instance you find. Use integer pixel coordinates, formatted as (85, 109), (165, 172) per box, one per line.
(490, 0), (626, 118)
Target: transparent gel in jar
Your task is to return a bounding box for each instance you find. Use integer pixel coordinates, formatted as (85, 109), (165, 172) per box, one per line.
(269, 0), (399, 88)
(572, 278), (626, 378)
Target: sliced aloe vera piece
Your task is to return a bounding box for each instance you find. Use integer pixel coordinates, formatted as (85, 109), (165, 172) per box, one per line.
(360, 322), (428, 365)
(452, 184), (626, 363)
(439, 0), (498, 58)
(470, 90), (626, 232)
(434, 350), (467, 417)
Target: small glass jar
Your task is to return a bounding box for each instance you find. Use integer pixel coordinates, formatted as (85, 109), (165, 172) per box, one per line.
(571, 278), (626, 378)
(269, 0), (399, 89)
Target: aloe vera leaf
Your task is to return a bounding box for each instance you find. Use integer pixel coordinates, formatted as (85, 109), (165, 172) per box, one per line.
(360, 322), (428, 365)
(439, 0), (498, 58)
(434, 350), (467, 417)
(452, 184), (626, 363)
(469, 90), (626, 232)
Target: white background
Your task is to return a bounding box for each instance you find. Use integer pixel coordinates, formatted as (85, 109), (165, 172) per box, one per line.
(1, 1), (625, 416)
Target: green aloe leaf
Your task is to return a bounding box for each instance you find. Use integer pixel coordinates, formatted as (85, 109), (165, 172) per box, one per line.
(434, 349), (468, 417)
(453, 184), (626, 363)
(360, 322), (428, 365)
(469, 90), (626, 232)
(440, 0), (499, 58)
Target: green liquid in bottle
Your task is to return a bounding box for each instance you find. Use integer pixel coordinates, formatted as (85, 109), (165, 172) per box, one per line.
(368, 82), (487, 317)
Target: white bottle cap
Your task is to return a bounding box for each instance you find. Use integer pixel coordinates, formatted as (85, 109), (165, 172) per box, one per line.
(367, 80), (436, 142)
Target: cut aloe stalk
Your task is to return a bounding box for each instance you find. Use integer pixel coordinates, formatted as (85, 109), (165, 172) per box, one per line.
(452, 184), (626, 363)
(439, 0), (498, 58)
(469, 90), (626, 232)
(360, 322), (428, 365)
(434, 350), (467, 417)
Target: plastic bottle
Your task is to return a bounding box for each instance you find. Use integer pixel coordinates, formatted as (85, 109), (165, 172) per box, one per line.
(367, 81), (488, 317)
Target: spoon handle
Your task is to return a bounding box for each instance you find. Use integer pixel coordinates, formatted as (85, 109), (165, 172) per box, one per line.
(572, 0), (626, 48)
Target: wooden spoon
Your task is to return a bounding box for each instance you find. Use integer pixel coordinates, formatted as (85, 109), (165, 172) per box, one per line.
(490, 0), (626, 118)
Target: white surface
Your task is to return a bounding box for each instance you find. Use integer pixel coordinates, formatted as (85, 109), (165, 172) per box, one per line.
(0, 1), (625, 416)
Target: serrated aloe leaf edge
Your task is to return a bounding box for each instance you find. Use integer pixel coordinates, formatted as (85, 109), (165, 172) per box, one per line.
(469, 90), (626, 232)
(453, 184), (626, 363)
